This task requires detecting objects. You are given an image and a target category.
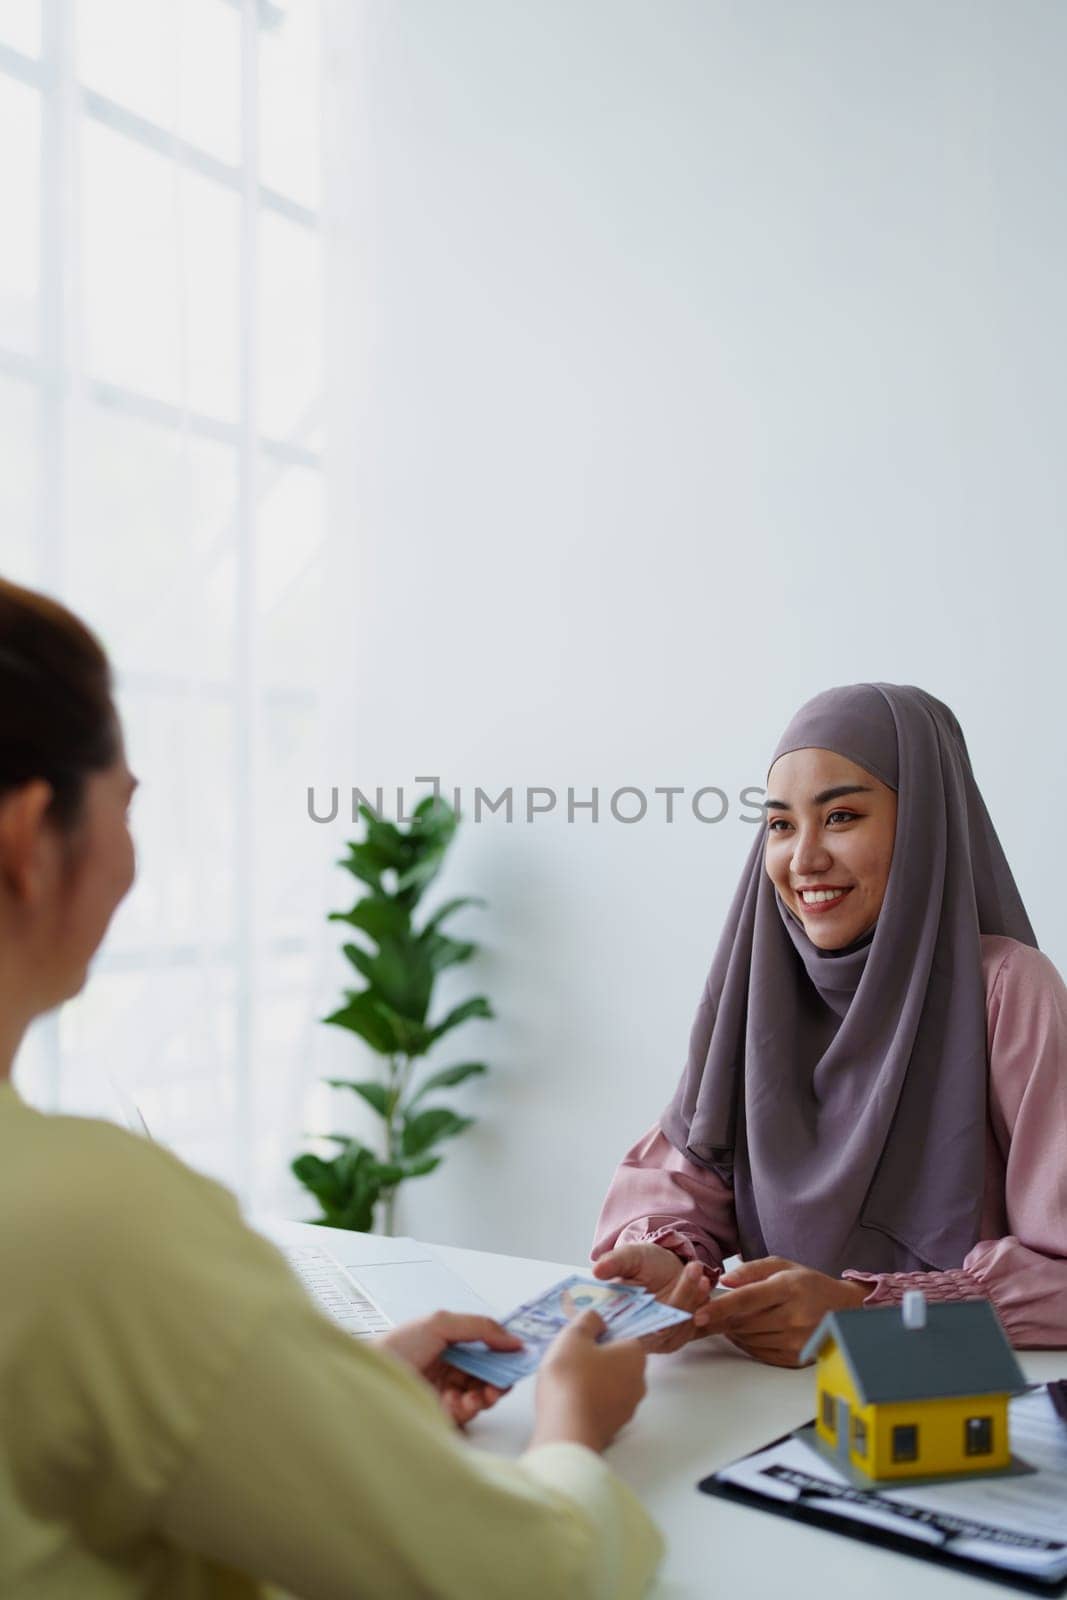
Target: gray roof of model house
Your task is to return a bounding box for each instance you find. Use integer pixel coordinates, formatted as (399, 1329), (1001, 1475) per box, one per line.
(799, 1300), (1027, 1405)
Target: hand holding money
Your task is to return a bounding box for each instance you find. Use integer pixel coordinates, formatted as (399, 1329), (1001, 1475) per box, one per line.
(376, 1312), (524, 1428)
(532, 1309), (648, 1453)
(592, 1243), (717, 1352)
(442, 1273), (694, 1388)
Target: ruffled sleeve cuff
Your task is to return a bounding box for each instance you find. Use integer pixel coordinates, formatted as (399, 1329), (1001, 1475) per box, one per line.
(842, 1266), (988, 1309)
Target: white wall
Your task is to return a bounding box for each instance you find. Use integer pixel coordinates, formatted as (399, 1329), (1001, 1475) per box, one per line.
(323, 0), (1067, 1263)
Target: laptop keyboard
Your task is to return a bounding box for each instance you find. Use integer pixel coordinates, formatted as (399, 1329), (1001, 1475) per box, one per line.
(283, 1243), (393, 1337)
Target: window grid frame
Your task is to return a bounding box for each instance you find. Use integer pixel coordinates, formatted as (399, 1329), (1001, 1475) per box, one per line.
(0, 33), (322, 466)
(0, 3), (324, 1203)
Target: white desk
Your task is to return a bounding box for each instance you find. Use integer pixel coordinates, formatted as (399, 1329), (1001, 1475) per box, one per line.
(428, 1241), (1065, 1600)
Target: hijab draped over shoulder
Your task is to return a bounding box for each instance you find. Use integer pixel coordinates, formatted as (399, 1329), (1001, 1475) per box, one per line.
(661, 683), (1037, 1277)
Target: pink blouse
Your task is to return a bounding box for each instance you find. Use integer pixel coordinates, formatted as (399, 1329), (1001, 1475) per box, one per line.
(592, 935), (1067, 1347)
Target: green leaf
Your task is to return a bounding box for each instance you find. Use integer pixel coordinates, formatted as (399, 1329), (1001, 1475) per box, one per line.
(322, 992), (398, 1054)
(352, 938), (434, 1022)
(411, 795), (457, 839)
(401, 1106), (474, 1157)
(324, 1078), (391, 1119)
(334, 1143), (388, 1231)
(337, 851), (388, 893)
(382, 1000), (433, 1056)
(394, 850), (448, 899)
(329, 899), (411, 941)
(400, 1153), (442, 1179)
(291, 1144), (387, 1231)
(408, 1061), (487, 1106)
(336, 1194), (376, 1232)
(374, 1163), (407, 1188)
(337, 1147), (391, 1180)
(429, 995), (493, 1044)
(327, 991), (435, 1057)
(341, 942), (377, 984)
(324, 991), (432, 1055)
(403, 1153), (442, 1177)
(291, 1152), (345, 1208)
(421, 896), (486, 936)
(360, 808), (417, 869)
(413, 793), (452, 818)
(421, 932), (476, 973)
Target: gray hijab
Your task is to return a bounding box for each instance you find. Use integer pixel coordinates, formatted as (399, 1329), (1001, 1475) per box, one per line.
(661, 683), (1037, 1277)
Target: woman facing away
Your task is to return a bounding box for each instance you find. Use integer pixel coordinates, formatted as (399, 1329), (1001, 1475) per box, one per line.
(0, 577), (663, 1600)
(592, 683), (1067, 1366)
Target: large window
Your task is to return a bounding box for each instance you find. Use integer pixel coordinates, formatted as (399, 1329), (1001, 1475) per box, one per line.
(0, 1), (341, 1209)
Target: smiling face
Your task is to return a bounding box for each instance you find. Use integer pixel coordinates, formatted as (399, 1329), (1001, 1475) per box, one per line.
(763, 747), (897, 951)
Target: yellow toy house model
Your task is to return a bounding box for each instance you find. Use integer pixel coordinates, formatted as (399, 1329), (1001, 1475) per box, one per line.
(797, 1291), (1030, 1489)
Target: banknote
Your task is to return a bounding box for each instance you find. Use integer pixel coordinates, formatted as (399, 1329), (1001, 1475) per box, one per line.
(443, 1273), (692, 1386)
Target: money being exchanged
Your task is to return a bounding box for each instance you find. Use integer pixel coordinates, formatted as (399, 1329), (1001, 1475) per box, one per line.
(442, 1273), (692, 1387)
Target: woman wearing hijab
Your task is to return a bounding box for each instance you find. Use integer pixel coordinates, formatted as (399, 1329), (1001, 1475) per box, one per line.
(0, 577), (663, 1599)
(592, 683), (1067, 1367)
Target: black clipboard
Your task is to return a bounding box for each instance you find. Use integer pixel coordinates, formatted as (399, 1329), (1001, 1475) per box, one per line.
(698, 1401), (1067, 1598)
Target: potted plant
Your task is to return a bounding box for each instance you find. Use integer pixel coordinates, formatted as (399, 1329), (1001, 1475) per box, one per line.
(292, 795), (491, 1234)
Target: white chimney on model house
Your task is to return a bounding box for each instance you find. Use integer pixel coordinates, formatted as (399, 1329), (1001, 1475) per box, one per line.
(902, 1290), (928, 1330)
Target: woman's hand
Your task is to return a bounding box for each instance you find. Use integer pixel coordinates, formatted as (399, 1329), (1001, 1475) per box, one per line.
(376, 1311), (523, 1427)
(592, 1242), (716, 1352)
(704, 1256), (868, 1367)
(531, 1310), (649, 1453)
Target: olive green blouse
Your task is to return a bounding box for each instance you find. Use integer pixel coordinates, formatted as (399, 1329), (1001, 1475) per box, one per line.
(0, 1084), (662, 1599)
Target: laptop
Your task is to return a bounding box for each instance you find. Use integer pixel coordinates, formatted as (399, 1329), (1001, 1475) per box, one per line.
(105, 1075), (492, 1337)
(250, 1215), (494, 1337)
